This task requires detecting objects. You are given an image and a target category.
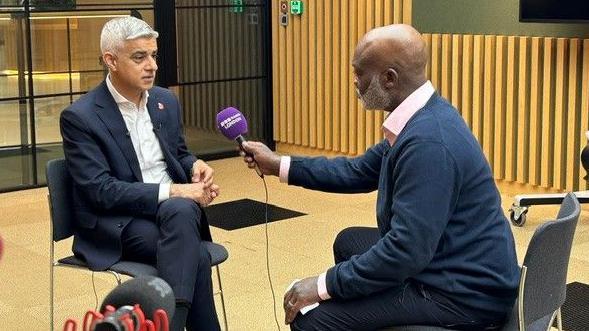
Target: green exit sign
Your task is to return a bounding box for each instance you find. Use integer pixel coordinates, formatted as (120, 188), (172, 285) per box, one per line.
(230, 0), (243, 13)
(290, 1), (303, 15)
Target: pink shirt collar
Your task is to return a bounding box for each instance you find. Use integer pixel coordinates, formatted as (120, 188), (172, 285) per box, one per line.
(382, 81), (435, 145)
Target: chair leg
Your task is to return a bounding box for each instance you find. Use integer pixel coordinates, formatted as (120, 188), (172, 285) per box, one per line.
(557, 308), (563, 331)
(50, 263), (55, 331)
(545, 310), (558, 331)
(215, 265), (228, 331)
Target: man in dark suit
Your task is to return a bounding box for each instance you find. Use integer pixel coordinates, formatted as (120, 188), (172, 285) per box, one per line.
(241, 24), (519, 330)
(60, 17), (220, 331)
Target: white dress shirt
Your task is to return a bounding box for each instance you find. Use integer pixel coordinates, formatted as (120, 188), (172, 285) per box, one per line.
(106, 76), (172, 202)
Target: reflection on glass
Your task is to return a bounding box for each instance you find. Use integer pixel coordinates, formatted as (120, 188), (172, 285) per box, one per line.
(0, 13), (29, 99)
(0, 99), (29, 147)
(30, 16), (69, 95)
(0, 0), (23, 7)
(74, 0), (152, 6)
(0, 148), (34, 189)
(35, 95), (69, 144)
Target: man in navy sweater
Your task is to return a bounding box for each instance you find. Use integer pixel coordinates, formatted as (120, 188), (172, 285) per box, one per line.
(241, 24), (519, 330)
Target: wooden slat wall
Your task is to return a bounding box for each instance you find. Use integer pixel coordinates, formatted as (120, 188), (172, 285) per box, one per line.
(273, 0), (411, 154)
(272, 1), (589, 192)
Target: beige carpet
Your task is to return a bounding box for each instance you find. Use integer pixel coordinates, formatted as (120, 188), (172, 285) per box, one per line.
(0, 157), (588, 331)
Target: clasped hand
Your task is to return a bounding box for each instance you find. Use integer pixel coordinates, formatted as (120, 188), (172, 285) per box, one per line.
(170, 160), (219, 206)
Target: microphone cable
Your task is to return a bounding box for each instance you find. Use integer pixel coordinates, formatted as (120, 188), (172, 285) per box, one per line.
(92, 271), (99, 310)
(261, 175), (281, 331)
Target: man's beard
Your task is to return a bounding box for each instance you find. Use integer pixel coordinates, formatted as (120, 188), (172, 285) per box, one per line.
(356, 76), (393, 110)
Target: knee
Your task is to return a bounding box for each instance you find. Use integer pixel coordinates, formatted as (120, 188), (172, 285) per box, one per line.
(198, 245), (212, 270)
(333, 227), (359, 249)
(158, 198), (201, 223)
(332, 227), (359, 263)
(290, 314), (319, 331)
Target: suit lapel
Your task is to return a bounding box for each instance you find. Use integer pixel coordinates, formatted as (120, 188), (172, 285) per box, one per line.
(147, 93), (188, 183)
(94, 81), (143, 182)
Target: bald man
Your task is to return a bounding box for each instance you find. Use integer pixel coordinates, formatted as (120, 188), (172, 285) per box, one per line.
(242, 25), (519, 330)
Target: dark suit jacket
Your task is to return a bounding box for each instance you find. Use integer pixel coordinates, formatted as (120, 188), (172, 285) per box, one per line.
(60, 81), (211, 270)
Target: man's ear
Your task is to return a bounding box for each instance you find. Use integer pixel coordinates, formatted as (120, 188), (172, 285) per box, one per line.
(102, 53), (117, 71)
(382, 68), (398, 89)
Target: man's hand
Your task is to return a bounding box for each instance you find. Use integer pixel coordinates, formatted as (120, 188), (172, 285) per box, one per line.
(283, 276), (321, 324)
(170, 182), (220, 207)
(240, 141), (281, 177)
(192, 160), (214, 187)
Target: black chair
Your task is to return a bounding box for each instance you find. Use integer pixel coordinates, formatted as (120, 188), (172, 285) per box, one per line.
(47, 158), (229, 330)
(385, 193), (581, 331)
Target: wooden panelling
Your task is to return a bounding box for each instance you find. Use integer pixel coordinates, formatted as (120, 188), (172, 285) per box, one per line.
(504, 36), (517, 182)
(516, 37), (530, 184)
(528, 37), (543, 186)
(272, 1), (589, 192)
(472, 35), (485, 143)
(541, 38), (555, 188)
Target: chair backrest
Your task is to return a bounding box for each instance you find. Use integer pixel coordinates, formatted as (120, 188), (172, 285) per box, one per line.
(503, 193), (581, 330)
(46, 158), (75, 242)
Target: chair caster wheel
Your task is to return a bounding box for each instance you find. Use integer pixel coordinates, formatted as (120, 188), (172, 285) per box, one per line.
(509, 205), (528, 226)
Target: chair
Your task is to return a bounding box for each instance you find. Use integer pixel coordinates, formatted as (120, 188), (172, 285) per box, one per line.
(384, 193), (581, 331)
(47, 158), (229, 331)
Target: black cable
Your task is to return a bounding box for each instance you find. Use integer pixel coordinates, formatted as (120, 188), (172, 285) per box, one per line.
(262, 176), (281, 331)
(91, 271), (98, 311)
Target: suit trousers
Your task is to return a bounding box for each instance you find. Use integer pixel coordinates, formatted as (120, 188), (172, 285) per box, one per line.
(121, 198), (220, 331)
(290, 227), (503, 331)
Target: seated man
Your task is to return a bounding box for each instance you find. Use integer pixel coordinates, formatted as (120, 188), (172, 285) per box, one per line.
(60, 17), (220, 331)
(241, 24), (519, 330)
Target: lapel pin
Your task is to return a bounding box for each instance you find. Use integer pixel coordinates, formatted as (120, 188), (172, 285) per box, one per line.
(158, 102), (165, 110)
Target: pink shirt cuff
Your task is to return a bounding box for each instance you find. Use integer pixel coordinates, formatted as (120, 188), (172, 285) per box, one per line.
(279, 156), (291, 183)
(317, 272), (331, 300)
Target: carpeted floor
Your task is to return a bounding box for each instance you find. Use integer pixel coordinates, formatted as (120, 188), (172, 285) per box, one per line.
(0, 157), (588, 330)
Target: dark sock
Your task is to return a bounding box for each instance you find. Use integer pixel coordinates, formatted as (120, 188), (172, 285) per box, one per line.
(170, 301), (191, 331)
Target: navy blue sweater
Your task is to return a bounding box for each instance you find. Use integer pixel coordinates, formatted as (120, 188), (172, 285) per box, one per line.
(288, 93), (519, 316)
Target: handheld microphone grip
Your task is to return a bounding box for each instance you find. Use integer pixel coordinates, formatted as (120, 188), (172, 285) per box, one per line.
(216, 107), (263, 178)
(236, 135), (264, 178)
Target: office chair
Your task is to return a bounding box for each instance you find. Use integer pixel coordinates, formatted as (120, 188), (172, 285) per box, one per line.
(508, 131), (589, 226)
(47, 158), (229, 331)
(385, 193), (580, 331)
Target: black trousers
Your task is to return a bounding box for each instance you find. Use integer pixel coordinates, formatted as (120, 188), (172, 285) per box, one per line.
(121, 197), (220, 331)
(290, 227), (504, 331)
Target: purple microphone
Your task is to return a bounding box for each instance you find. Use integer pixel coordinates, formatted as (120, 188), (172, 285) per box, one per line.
(216, 107), (249, 144)
(216, 107), (263, 177)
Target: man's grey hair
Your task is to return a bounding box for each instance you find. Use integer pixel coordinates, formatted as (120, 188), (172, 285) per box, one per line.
(100, 16), (159, 54)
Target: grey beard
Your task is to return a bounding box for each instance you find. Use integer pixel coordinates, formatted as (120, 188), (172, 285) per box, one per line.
(358, 76), (393, 110)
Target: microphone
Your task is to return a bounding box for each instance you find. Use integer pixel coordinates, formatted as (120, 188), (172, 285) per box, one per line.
(100, 276), (175, 323)
(63, 276), (173, 331)
(216, 107), (263, 177)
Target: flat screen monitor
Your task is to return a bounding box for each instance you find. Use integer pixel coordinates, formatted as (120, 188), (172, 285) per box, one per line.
(520, 0), (589, 23)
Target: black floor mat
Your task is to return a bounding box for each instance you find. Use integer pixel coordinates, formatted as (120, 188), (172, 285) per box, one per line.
(555, 282), (589, 330)
(205, 198), (306, 230)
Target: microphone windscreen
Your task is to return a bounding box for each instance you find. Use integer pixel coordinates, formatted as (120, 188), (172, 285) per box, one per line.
(100, 276), (175, 321)
(216, 107), (248, 140)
